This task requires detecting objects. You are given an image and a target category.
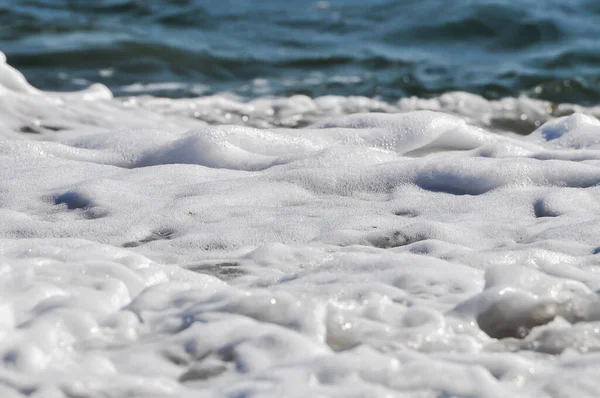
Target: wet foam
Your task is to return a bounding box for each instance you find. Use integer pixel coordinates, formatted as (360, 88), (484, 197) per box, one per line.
(1, 52), (600, 397)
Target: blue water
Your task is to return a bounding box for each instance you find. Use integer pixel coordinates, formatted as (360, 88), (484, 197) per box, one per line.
(2, 0), (600, 103)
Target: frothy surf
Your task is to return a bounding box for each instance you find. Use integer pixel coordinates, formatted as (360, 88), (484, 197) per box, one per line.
(1, 52), (600, 397)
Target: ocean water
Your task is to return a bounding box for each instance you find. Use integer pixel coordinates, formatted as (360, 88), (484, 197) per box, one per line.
(3, 1), (600, 398)
(3, 0), (600, 103)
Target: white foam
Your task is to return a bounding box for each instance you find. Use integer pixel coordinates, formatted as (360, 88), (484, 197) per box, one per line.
(1, 52), (600, 397)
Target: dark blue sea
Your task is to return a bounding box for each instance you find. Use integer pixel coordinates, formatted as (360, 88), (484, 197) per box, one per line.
(2, 0), (600, 103)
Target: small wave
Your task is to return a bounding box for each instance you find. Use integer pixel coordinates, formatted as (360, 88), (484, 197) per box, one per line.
(3, 0), (600, 103)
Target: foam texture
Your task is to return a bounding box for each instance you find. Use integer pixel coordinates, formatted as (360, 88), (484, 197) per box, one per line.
(1, 52), (600, 397)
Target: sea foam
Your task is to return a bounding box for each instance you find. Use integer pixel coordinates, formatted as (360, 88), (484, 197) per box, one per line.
(1, 52), (600, 397)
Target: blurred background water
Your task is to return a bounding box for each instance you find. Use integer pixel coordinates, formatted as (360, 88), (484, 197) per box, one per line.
(2, 0), (600, 103)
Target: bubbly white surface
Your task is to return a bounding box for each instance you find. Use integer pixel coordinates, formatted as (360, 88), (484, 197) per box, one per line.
(2, 53), (600, 397)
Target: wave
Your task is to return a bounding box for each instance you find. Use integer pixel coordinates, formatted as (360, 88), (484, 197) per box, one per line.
(3, 0), (600, 102)
(2, 50), (600, 141)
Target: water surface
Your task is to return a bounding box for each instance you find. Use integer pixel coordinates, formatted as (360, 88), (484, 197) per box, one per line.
(2, 0), (600, 103)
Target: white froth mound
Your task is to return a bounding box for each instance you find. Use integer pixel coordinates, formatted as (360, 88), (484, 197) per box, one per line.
(2, 52), (600, 397)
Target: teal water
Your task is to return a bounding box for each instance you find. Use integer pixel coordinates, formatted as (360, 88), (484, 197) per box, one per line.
(2, 0), (600, 103)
